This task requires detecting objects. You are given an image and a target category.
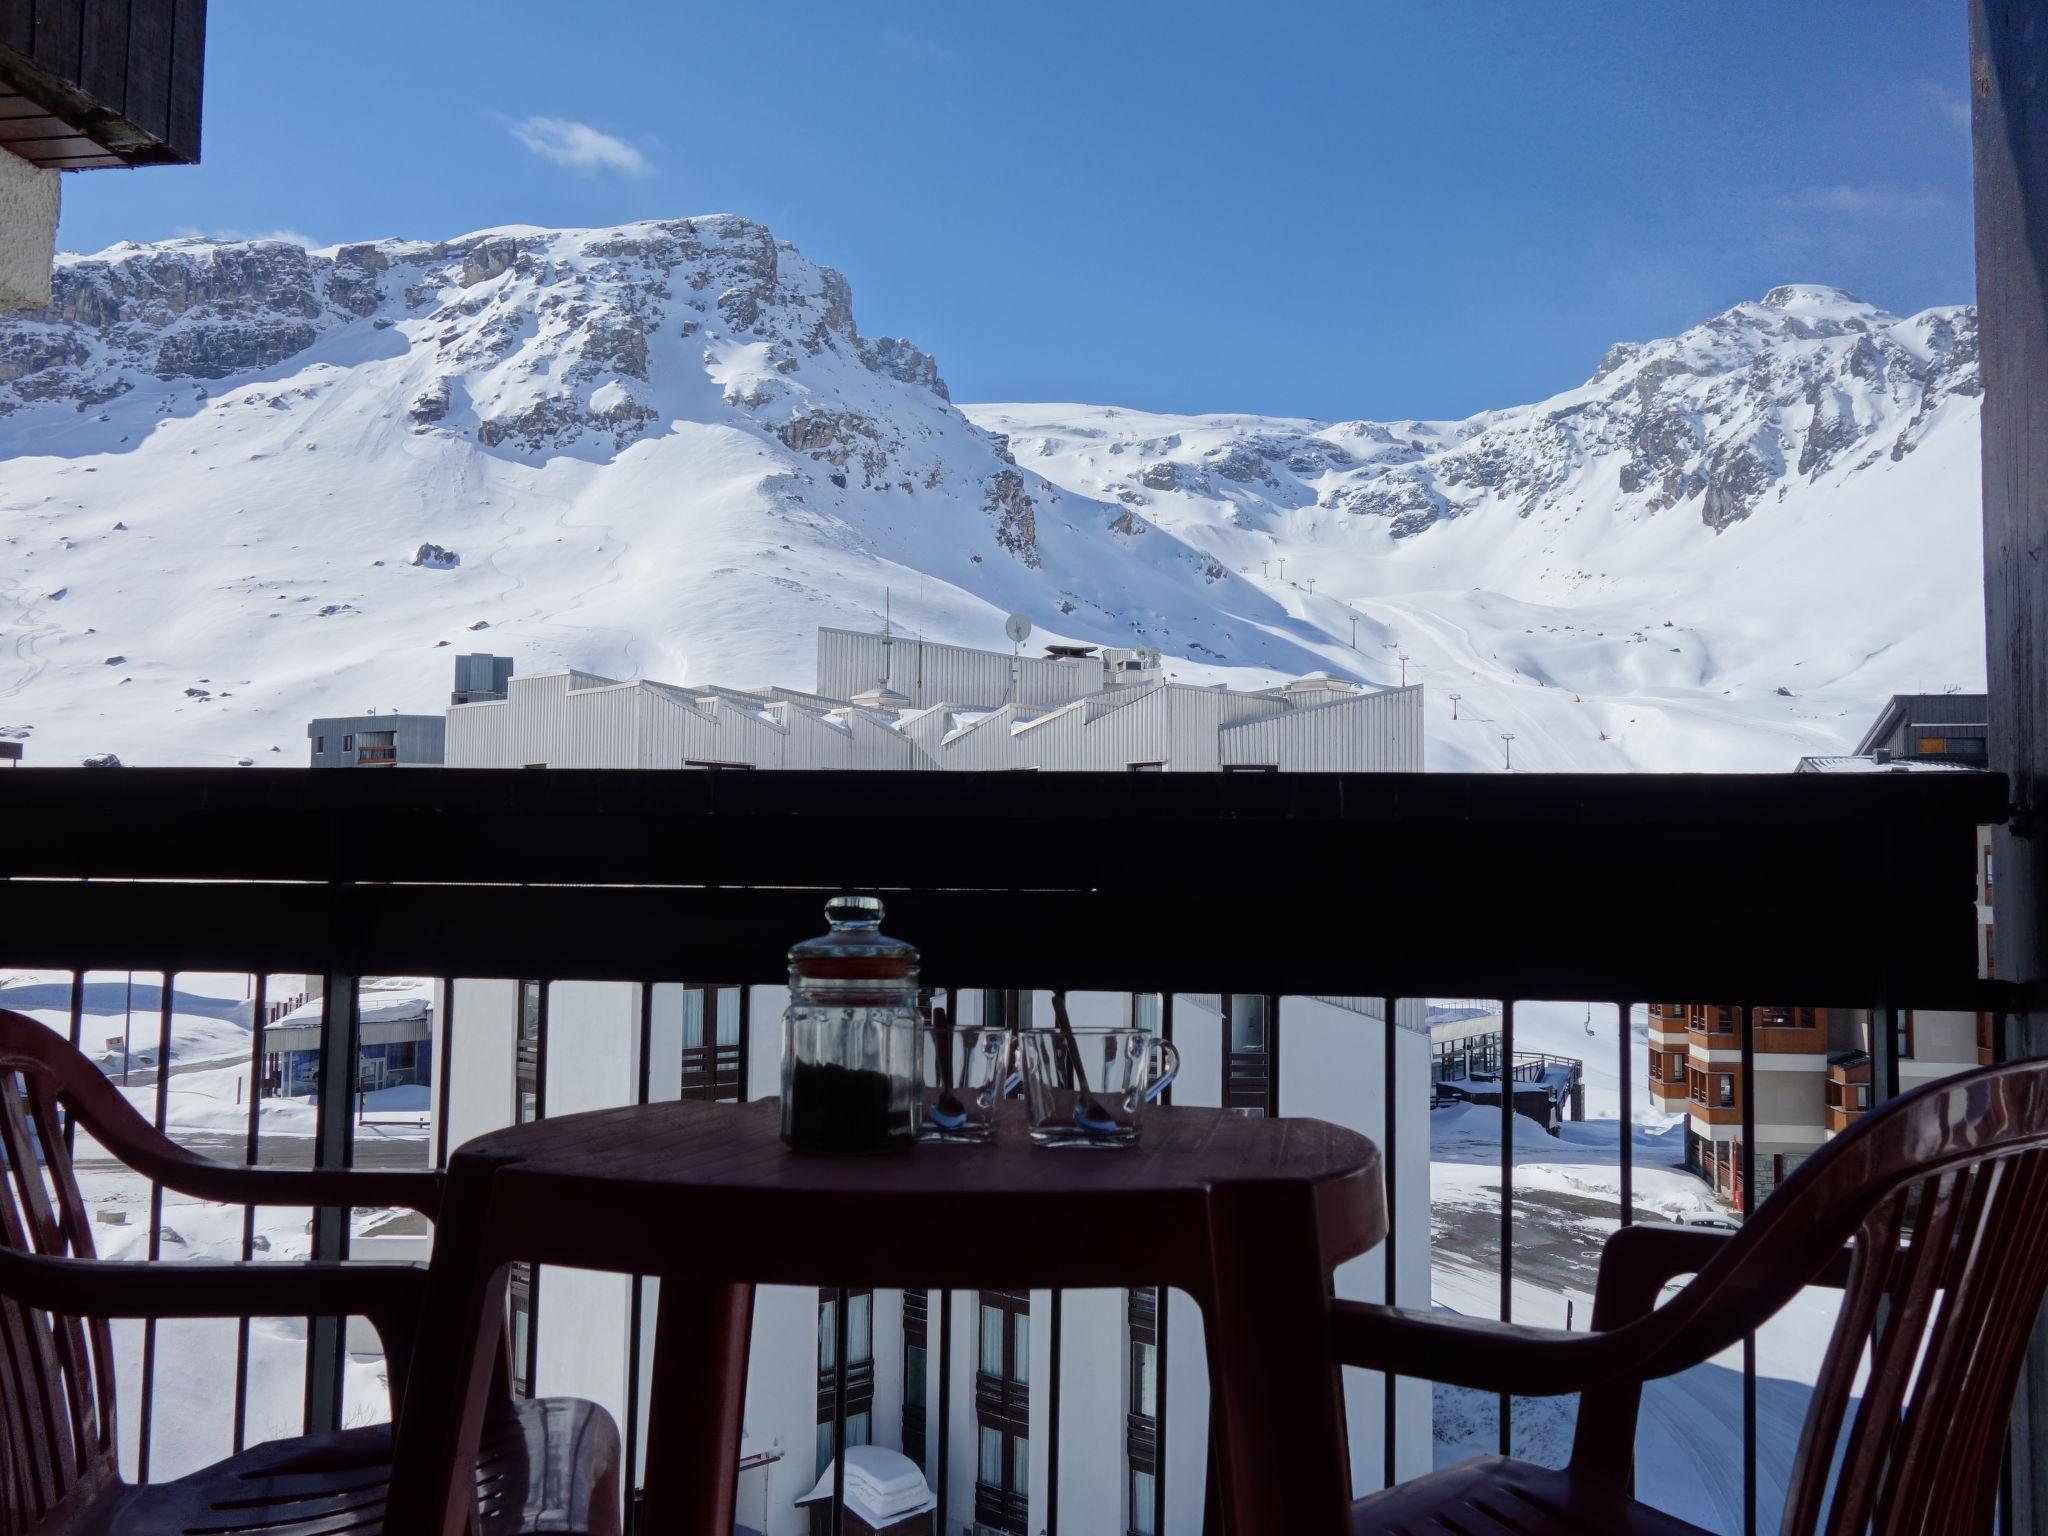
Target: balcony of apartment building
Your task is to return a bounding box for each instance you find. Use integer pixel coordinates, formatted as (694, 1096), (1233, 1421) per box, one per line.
(1685, 1004), (1739, 1041)
(353, 731), (399, 767)
(1687, 1063), (1741, 1127)
(1647, 1043), (1691, 1108)
(1825, 1052), (1872, 1135)
(5, 760), (2024, 1533)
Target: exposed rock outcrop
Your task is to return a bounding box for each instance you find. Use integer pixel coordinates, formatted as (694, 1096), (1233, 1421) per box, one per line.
(985, 469), (1040, 567)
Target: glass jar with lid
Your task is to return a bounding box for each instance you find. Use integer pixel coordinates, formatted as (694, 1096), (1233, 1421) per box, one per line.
(782, 894), (921, 1153)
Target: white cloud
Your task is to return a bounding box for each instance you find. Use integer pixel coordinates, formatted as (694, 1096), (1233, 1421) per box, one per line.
(1917, 81), (1971, 130)
(1780, 183), (1948, 217)
(507, 116), (652, 177)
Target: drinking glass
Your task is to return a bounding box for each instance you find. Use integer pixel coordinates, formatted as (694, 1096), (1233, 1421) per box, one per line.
(1016, 1027), (1180, 1148)
(916, 1023), (1011, 1143)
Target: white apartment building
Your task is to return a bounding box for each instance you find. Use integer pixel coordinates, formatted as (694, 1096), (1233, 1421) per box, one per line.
(445, 627), (1424, 773)
(422, 634), (1429, 1532)
(426, 981), (1432, 1536)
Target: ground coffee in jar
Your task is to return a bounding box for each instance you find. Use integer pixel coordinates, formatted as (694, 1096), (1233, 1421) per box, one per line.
(781, 896), (919, 1153)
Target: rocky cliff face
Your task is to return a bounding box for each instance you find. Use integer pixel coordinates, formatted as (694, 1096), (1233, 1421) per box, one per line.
(6, 217), (962, 452)
(0, 222), (1984, 773)
(1, 217), (1083, 571)
(994, 285), (1978, 544)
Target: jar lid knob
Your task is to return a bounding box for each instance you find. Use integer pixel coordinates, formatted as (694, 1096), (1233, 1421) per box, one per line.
(824, 893), (884, 927)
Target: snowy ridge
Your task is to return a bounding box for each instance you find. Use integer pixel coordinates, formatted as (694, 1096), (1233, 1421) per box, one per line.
(0, 216), (1984, 769)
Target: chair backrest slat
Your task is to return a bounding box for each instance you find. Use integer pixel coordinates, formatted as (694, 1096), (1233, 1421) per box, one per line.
(1823, 1171), (1970, 1536)
(1780, 1186), (1910, 1536)
(0, 1025), (126, 1528)
(0, 1070), (78, 1521)
(1876, 1157), (2021, 1531)
(1881, 1149), (2048, 1536)
(2, 1070), (108, 1491)
(23, 1078), (112, 1472)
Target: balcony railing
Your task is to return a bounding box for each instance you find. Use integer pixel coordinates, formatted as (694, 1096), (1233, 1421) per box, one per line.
(975, 1371), (1029, 1424)
(0, 765), (2012, 1534)
(975, 1482), (1029, 1533)
(1507, 1051), (1580, 1083)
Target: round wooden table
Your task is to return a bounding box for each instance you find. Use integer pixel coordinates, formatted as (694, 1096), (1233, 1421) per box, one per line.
(390, 1098), (1385, 1535)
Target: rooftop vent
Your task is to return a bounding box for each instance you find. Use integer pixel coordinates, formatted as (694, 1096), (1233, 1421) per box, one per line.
(851, 687), (911, 712)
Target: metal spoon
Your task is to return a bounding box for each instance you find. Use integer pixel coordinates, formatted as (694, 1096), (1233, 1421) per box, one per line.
(1051, 991), (1118, 1133)
(927, 1003), (967, 1130)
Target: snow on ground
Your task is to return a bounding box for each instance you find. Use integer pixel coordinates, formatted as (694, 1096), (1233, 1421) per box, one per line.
(1426, 1000), (1844, 1534)
(0, 969), (256, 1075)
(107, 1059), (432, 1136)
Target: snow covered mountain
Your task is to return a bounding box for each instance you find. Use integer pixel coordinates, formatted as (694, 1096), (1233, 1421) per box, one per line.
(0, 216), (1985, 770)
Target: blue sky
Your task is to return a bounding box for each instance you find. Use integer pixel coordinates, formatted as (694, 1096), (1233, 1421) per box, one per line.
(57, 1), (1975, 422)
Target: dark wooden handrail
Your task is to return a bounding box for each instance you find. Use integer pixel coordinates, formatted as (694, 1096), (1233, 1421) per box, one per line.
(0, 767), (2004, 1003)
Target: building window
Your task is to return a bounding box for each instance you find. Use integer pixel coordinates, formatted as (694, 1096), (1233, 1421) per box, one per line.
(1223, 763), (1278, 772)
(340, 734), (354, 753)
(1896, 1011), (1916, 1062)
(1126, 761), (1166, 772)
(1131, 1470), (1158, 1536)
(903, 1289), (929, 1470)
(313, 735), (325, 754)
(1222, 994), (1271, 1116)
(1130, 993), (1161, 1034)
(680, 985), (743, 1101)
(817, 1288), (875, 1478)
(981, 989), (1033, 1032)
(1716, 1073), (1735, 1108)
(1126, 1286), (1160, 1536)
(509, 981), (545, 1398)
(975, 1289), (1031, 1536)
(509, 1263), (534, 1399)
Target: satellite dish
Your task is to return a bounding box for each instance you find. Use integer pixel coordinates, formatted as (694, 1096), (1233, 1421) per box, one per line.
(1004, 612), (1033, 646)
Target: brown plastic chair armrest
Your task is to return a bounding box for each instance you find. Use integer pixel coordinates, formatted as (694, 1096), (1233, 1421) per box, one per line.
(1330, 1232), (1857, 1398)
(1329, 1302), (1632, 1396)
(0, 1246), (429, 1411)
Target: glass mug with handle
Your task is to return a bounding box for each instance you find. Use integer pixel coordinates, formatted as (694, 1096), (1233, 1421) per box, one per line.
(1016, 1022), (1180, 1148)
(916, 1008), (1011, 1143)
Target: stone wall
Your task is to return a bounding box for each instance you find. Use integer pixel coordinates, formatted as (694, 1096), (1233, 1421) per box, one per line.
(0, 153), (58, 310)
